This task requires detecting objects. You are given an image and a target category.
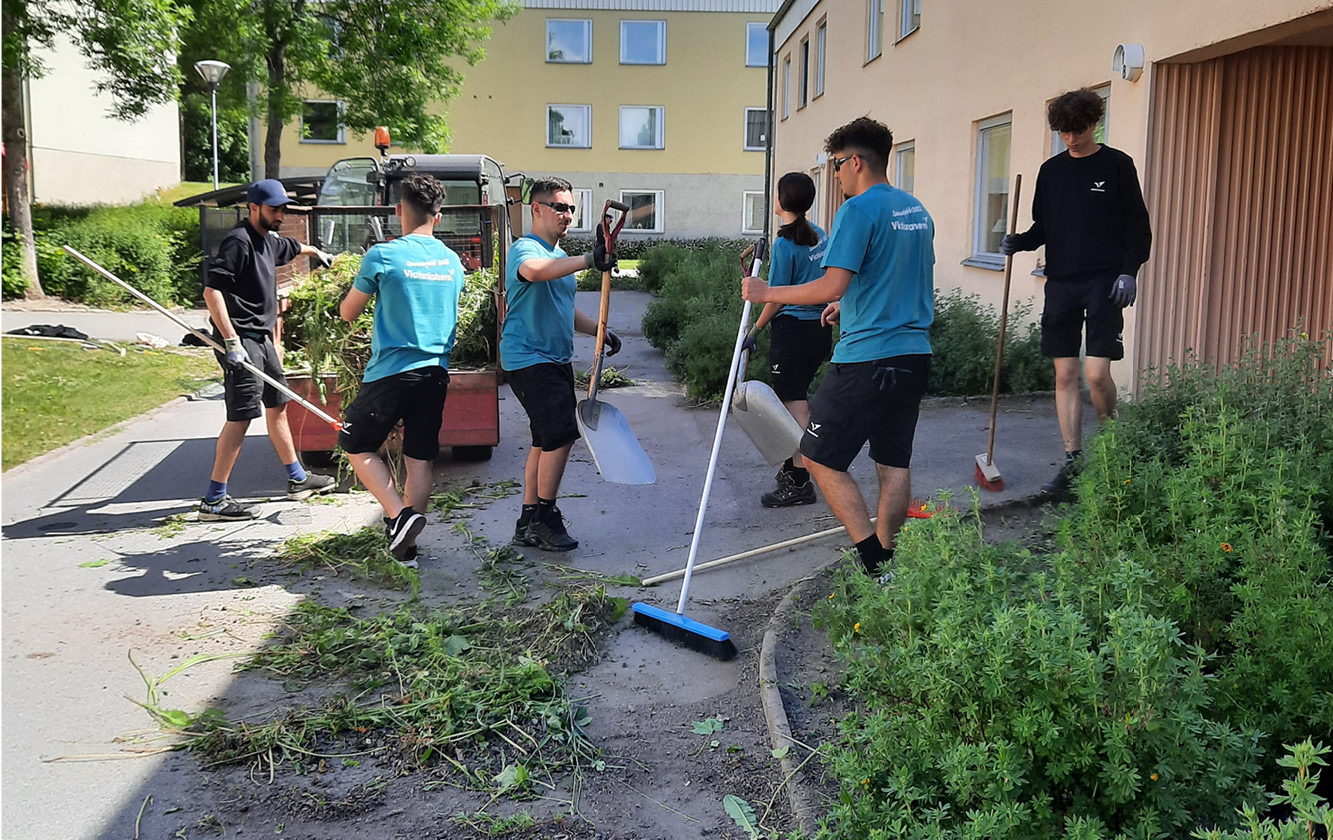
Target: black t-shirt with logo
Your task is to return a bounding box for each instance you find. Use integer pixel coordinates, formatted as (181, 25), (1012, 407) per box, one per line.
(1010, 145), (1152, 281)
(204, 220), (302, 333)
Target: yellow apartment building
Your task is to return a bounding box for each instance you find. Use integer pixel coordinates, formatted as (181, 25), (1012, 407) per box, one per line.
(270, 0), (781, 239)
(770, 0), (1333, 392)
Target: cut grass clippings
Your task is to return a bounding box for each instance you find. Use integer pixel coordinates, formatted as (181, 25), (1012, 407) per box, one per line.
(1, 341), (217, 469)
(572, 365), (637, 392)
(278, 526), (420, 595)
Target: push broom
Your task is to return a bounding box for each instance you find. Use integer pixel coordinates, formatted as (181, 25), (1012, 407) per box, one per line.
(630, 240), (772, 661)
(975, 174), (1022, 492)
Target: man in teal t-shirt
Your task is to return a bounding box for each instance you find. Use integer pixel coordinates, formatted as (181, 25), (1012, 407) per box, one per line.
(743, 116), (935, 580)
(338, 174), (465, 567)
(501, 178), (620, 552)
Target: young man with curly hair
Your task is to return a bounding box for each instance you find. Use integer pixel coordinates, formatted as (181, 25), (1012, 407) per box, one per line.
(743, 117), (935, 580)
(1003, 87), (1152, 495)
(338, 174), (466, 567)
(501, 178), (620, 552)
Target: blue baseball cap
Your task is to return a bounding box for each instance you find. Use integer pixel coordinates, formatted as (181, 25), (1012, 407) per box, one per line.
(246, 179), (295, 207)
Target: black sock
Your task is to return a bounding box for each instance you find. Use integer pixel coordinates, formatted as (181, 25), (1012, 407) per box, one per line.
(782, 457), (795, 472)
(789, 467), (809, 484)
(537, 497), (558, 522)
(855, 535), (888, 573)
(1066, 449), (1081, 465)
(517, 503), (538, 527)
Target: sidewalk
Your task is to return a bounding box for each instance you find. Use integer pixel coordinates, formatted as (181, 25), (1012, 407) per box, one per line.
(2, 305), (211, 345)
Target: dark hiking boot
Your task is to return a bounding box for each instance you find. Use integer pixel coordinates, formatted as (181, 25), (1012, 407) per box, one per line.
(512, 518), (539, 547)
(525, 507), (579, 552)
(287, 472), (336, 501)
(761, 470), (817, 507)
(198, 495), (257, 521)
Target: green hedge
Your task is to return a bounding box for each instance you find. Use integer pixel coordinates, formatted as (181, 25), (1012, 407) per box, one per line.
(561, 235), (754, 263)
(812, 331), (1333, 840)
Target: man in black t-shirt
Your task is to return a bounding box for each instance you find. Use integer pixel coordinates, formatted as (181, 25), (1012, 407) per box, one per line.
(198, 179), (336, 520)
(1003, 88), (1152, 496)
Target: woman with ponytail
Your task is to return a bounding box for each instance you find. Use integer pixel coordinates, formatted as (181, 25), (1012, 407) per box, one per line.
(742, 171), (833, 507)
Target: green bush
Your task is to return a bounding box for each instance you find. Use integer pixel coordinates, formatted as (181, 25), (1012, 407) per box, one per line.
(2, 215), (30, 298)
(929, 289), (1053, 395)
(1192, 740), (1332, 839)
(561, 235), (755, 263)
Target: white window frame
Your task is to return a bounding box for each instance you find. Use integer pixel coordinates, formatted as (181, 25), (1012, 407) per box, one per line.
(742, 191), (765, 235)
(620, 20), (666, 65)
(619, 105), (665, 150)
(546, 104), (592, 148)
(546, 18), (592, 64)
(300, 100), (345, 144)
(815, 20), (827, 98)
(744, 107), (768, 151)
(867, 0), (885, 61)
(895, 141), (915, 194)
(809, 167), (821, 227)
(897, 0), (920, 42)
(972, 114), (1012, 264)
(568, 188), (595, 233)
(745, 22), (767, 67)
(798, 37), (810, 109)
(1052, 85), (1111, 154)
(781, 56), (791, 119)
(619, 189), (665, 234)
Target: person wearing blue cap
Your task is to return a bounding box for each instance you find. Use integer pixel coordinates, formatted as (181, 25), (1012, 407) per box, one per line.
(198, 178), (337, 521)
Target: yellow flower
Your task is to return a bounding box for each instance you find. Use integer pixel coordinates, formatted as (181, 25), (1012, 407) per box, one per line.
(1150, 773), (1159, 782)
(861, 778), (870, 786)
(1123, 478), (1131, 484)
(1221, 542), (1233, 553)
(854, 622), (861, 633)
(828, 593), (835, 600)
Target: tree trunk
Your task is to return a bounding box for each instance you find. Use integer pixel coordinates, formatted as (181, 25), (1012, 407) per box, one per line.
(263, 41), (286, 179)
(1, 60), (45, 299)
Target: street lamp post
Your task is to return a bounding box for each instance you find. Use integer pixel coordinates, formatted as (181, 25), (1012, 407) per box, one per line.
(193, 60), (231, 190)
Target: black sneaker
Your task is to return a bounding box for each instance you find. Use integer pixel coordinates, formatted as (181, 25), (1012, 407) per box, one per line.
(287, 472), (336, 501)
(525, 508), (578, 552)
(198, 495), (257, 521)
(512, 518), (538, 547)
(385, 508), (426, 560)
(761, 470), (817, 507)
(1041, 464), (1074, 497)
(398, 544), (420, 570)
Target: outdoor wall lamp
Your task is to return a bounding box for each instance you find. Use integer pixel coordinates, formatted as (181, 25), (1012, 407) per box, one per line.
(1113, 44), (1145, 82)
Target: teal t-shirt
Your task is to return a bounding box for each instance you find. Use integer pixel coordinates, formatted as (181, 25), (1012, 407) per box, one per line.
(822, 183), (935, 363)
(352, 234), (464, 383)
(500, 234), (578, 370)
(769, 225), (828, 321)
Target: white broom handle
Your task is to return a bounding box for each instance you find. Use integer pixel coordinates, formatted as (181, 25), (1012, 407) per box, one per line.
(676, 249), (764, 615)
(61, 245), (343, 430)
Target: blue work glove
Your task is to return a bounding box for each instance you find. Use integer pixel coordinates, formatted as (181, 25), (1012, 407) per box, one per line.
(1001, 234), (1020, 256)
(222, 336), (251, 369)
(740, 328), (759, 354)
(604, 329), (622, 356)
(1109, 274), (1137, 307)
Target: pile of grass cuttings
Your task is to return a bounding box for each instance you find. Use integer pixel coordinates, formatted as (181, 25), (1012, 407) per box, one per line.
(573, 365), (637, 391)
(278, 526), (419, 594)
(429, 479), (520, 520)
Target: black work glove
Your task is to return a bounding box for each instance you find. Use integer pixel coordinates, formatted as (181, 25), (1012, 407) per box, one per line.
(740, 328), (759, 354)
(1109, 274), (1137, 307)
(604, 329), (623, 356)
(593, 220), (618, 272)
(1001, 234), (1020, 256)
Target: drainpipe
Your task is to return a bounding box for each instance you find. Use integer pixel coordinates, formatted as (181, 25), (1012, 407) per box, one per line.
(763, 22), (775, 243)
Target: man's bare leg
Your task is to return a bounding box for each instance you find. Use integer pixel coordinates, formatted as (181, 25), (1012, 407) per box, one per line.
(875, 464), (912, 552)
(264, 404), (299, 465)
(1084, 356), (1117, 423)
(1053, 356), (1084, 453)
(210, 420), (251, 483)
(804, 459), (874, 543)
(783, 400), (811, 469)
(346, 451), (405, 519)
(537, 443), (574, 500)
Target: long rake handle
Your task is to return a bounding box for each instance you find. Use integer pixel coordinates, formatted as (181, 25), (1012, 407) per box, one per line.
(587, 200), (629, 403)
(62, 245), (343, 430)
(986, 174), (1022, 465)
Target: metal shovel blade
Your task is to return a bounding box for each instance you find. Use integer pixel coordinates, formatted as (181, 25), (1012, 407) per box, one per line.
(731, 380), (803, 466)
(576, 397), (656, 484)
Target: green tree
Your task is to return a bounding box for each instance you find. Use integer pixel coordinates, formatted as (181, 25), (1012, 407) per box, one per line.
(1, 0), (186, 299)
(179, 0), (518, 180)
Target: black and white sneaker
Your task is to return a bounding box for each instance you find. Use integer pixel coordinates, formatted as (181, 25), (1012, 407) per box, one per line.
(198, 495), (257, 521)
(397, 544), (420, 570)
(525, 507), (578, 552)
(385, 507), (426, 561)
(761, 470), (817, 507)
(287, 472), (336, 501)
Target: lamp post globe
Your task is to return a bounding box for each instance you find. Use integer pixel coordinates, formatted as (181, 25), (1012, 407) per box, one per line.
(193, 60), (231, 189)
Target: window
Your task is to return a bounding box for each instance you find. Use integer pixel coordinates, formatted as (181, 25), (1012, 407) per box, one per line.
(547, 104), (591, 148)
(782, 56), (791, 119)
(620, 190), (664, 233)
(798, 38), (810, 109)
(621, 20), (665, 65)
(815, 20), (826, 98)
(547, 19), (592, 63)
(743, 191), (766, 234)
(620, 106), (664, 149)
(744, 108), (768, 151)
(1052, 85), (1111, 153)
(809, 167), (821, 226)
(972, 115), (1012, 262)
(867, 0), (885, 61)
(569, 188), (594, 233)
(301, 101), (344, 143)
(746, 22), (768, 67)
(898, 0), (920, 41)
(895, 142), (915, 194)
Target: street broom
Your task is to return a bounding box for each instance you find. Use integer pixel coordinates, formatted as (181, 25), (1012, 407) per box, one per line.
(975, 174), (1022, 492)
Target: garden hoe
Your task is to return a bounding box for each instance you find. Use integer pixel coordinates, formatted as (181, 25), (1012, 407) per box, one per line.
(631, 240), (773, 661)
(61, 245), (344, 431)
(730, 246), (804, 466)
(575, 200), (655, 485)
(975, 173), (1022, 492)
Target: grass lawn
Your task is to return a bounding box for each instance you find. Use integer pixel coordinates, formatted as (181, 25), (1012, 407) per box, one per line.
(1, 340), (218, 470)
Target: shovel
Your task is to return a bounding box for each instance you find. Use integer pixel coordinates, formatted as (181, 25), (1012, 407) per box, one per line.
(575, 201), (655, 485)
(730, 248), (803, 466)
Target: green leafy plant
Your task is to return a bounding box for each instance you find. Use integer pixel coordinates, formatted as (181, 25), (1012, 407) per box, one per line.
(1192, 740), (1332, 839)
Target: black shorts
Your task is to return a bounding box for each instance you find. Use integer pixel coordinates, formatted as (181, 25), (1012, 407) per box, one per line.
(768, 315), (833, 402)
(338, 367), (449, 461)
(214, 331), (290, 422)
(507, 362), (579, 451)
(800, 354), (931, 471)
(1041, 274), (1125, 360)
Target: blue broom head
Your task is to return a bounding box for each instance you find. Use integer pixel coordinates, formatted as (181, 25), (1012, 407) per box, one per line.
(631, 602), (737, 661)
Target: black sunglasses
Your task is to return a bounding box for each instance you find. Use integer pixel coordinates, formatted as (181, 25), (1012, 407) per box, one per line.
(831, 153), (857, 171)
(537, 200), (577, 215)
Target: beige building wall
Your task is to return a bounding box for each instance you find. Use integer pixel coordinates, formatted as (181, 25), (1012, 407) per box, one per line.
(771, 0), (1333, 391)
(25, 34), (181, 205)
